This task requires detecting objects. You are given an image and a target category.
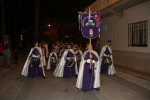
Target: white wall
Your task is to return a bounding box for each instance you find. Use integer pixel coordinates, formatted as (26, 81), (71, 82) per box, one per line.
(113, 50), (150, 73)
(83, 0), (150, 77)
(100, 1), (150, 53)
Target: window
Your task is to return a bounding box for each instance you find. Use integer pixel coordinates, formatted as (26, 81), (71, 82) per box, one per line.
(43, 27), (50, 32)
(57, 38), (60, 41)
(73, 27), (76, 34)
(57, 28), (60, 34)
(65, 37), (69, 42)
(65, 27), (68, 34)
(20, 35), (23, 41)
(73, 38), (76, 41)
(128, 20), (148, 47)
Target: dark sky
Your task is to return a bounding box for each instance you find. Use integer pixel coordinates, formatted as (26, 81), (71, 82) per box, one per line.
(3, 0), (96, 35)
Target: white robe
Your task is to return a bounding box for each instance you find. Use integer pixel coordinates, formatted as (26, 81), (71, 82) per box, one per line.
(53, 49), (78, 77)
(75, 50), (82, 55)
(100, 45), (116, 75)
(44, 43), (49, 58)
(76, 50), (100, 89)
(75, 50), (83, 74)
(55, 45), (60, 54)
(58, 49), (65, 61)
(38, 47), (47, 66)
(21, 47), (46, 76)
(47, 52), (58, 69)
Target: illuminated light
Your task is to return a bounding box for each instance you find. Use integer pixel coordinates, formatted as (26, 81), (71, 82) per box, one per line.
(66, 36), (68, 38)
(48, 24), (51, 27)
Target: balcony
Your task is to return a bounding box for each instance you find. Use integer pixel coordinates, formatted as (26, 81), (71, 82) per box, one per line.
(85, 0), (149, 18)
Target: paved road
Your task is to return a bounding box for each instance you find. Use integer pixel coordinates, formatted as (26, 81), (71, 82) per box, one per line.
(0, 57), (150, 100)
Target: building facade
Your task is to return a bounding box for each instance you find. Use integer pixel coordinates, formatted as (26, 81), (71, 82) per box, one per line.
(85, 0), (150, 79)
(40, 18), (88, 46)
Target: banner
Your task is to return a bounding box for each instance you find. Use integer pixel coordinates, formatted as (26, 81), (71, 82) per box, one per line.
(79, 12), (101, 39)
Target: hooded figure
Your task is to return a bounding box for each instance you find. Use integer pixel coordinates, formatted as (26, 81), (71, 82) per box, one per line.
(74, 46), (82, 71)
(76, 44), (100, 92)
(47, 48), (58, 70)
(100, 40), (116, 75)
(22, 42), (46, 78)
(54, 44), (78, 78)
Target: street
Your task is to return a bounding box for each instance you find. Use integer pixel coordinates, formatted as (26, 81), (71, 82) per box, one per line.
(0, 57), (150, 100)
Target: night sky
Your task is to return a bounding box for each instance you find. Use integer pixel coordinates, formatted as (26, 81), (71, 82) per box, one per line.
(3, 0), (96, 41)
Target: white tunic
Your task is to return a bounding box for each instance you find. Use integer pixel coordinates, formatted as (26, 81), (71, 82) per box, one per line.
(100, 45), (116, 75)
(47, 52), (58, 69)
(76, 50), (100, 89)
(53, 49), (78, 77)
(75, 49), (83, 72)
(21, 47), (46, 76)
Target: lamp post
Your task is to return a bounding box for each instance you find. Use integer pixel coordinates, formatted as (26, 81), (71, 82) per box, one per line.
(35, 0), (39, 42)
(48, 24), (51, 34)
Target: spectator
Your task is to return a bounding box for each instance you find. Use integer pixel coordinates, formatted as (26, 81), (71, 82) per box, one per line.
(0, 42), (3, 54)
(21, 42), (26, 58)
(2, 44), (11, 69)
(13, 49), (18, 65)
(0, 42), (4, 67)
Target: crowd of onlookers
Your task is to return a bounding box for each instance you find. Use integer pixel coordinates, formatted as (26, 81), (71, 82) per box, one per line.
(0, 42), (19, 69)
(0, 42), (11, 69)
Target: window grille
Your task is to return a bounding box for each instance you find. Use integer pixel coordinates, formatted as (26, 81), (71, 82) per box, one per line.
(128, 20), (148, 47)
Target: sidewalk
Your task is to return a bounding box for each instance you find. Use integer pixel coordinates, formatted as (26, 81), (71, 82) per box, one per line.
(0, 55), (24, 79)
(115, 70), (150, 91)
(93, 72), (150, 100)
(115, 64), (150, 81)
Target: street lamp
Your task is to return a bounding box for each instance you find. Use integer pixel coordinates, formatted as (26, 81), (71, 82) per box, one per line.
(48, 24), (51, 35)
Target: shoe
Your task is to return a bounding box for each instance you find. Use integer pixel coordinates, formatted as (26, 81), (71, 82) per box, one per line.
(75, 75), (78, 78)
(42, 76), (46, 78)
(84, 91), (87, 93)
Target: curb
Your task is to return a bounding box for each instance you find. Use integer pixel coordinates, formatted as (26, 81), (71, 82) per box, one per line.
(115, 68), (150, 81)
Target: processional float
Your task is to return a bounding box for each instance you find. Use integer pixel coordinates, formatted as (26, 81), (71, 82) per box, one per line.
(78, 7), (101, 69)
